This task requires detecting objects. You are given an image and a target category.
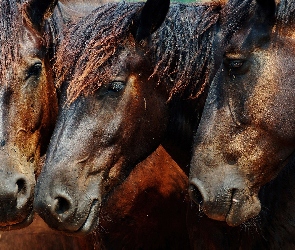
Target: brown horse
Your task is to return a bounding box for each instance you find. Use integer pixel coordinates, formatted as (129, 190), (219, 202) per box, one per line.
(34, 0), (221, 247)
(189, 0), (295, 248)
(0, 0), (58, 230)
(99, 145), (189, 249)
(0, 0), (108, 249)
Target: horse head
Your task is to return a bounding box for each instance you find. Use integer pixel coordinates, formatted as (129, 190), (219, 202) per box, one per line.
(188, 0), (295, 227)
(34, 0), (170, 234)
(0, 0), (58, 229)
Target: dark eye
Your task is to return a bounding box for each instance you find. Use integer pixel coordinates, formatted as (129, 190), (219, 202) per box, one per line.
(26, 62), (42, 80)
(108, 81), (125, 93)
(224, 58), (249, 76)
(228, 60), (244, 69)
(97, 80), (126, 98)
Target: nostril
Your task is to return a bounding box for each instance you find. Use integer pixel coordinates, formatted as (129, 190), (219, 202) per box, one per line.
(54, 197), (71, 215)
(16, 178), (27, 195)
(225, 153), (238, 165)
(189, 184), (204, 205)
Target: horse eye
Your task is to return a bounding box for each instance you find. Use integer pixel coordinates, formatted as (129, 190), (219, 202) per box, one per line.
(26, 62), (42, 80)
(224, 57), (249, 76)
(228, 60), (244, 69)
(108, 81), (126, 93)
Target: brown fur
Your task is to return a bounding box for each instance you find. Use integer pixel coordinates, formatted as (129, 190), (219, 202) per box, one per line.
(99, 145), (190, 249)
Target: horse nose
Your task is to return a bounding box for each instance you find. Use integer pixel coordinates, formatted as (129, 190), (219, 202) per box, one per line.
(189, 178), (208, 206)
(53, 195), (72, 217)
(39, 192), (75, 224)
(15, 176), (33, 208)
(0, 175), (32, 210)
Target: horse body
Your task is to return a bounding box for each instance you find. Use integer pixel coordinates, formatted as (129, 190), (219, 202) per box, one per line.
(99, 145), (189, 249)
(189, 0), (295, 248)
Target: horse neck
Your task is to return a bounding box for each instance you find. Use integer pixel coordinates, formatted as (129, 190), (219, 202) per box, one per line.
(162, 95), (207, 175)
(154, 4), (219, 174)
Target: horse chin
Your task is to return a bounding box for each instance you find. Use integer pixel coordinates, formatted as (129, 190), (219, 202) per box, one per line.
(0, 210), (34, 231)
(200, 189), (261, 227)
(73, 199), (100, 235)
(225, 192), (261, 227)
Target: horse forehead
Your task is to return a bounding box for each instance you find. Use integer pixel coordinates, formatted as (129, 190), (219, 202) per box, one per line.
(19, 27), (42, 58)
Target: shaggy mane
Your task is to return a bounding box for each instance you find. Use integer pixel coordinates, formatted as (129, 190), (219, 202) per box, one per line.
(55, 0), (267, 103)
(55, 2), (223, 103)
(276, 0), (295, 34)
(0, 0), (22, 83)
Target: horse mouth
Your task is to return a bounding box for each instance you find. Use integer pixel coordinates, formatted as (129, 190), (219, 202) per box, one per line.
(225, 190), (261, 227)
(75, 199), (100, 234)
(0, 210), (34, 231)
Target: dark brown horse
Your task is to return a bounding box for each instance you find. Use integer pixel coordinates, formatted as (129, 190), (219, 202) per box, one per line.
(34, 0), (221, 247)
(99, 145), (189, 249)
(189, 0), (295, 248)
(0, 0), (107, 249)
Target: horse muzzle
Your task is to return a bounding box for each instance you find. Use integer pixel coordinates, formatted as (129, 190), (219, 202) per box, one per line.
(189, 177), (261, 226)
(0, 172), (34, 228)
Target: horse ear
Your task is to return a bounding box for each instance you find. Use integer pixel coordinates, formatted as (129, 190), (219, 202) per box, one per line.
(135, 0), (170, 43)
(25, 0), (58, 32)
(256, 0), (276, 22)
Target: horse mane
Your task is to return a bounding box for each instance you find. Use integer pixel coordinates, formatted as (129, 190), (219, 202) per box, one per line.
(276, 0), (295, 34)
(219, 0), (256, 40)
(55, 2), (142, 103)
(220, 0), (295, 39)
(56, 0), (258, 103)
(0, 0), (22, 83)
(151, 3), (221, 100)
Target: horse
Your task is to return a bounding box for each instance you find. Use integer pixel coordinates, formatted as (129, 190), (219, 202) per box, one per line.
(34, 0), (222, 248)
(0, 0), (58, 230)
(0, 0), (109, 249)
(189, 0), (295, 248)
(1, 1), (181, 249)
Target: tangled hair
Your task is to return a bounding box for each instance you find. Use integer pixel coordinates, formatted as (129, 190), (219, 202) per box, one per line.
(276, 0), (295, 35)
(56, 0), (262, 103)
(55, 3), (142, 103)
(55, 2), (224, 103)
(219, 0), (256, 41)
(221, 0), (295, 40)
(0, 0), (50, 85)
(0, 0), (22, 84)
(151, 3), (221, 100)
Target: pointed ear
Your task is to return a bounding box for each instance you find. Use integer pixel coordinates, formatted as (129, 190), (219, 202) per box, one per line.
(135, 0), (170, 43)
(241, 0), (276, 49)
(25, 0), (58, 32)
(256, 0), (276, 23)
